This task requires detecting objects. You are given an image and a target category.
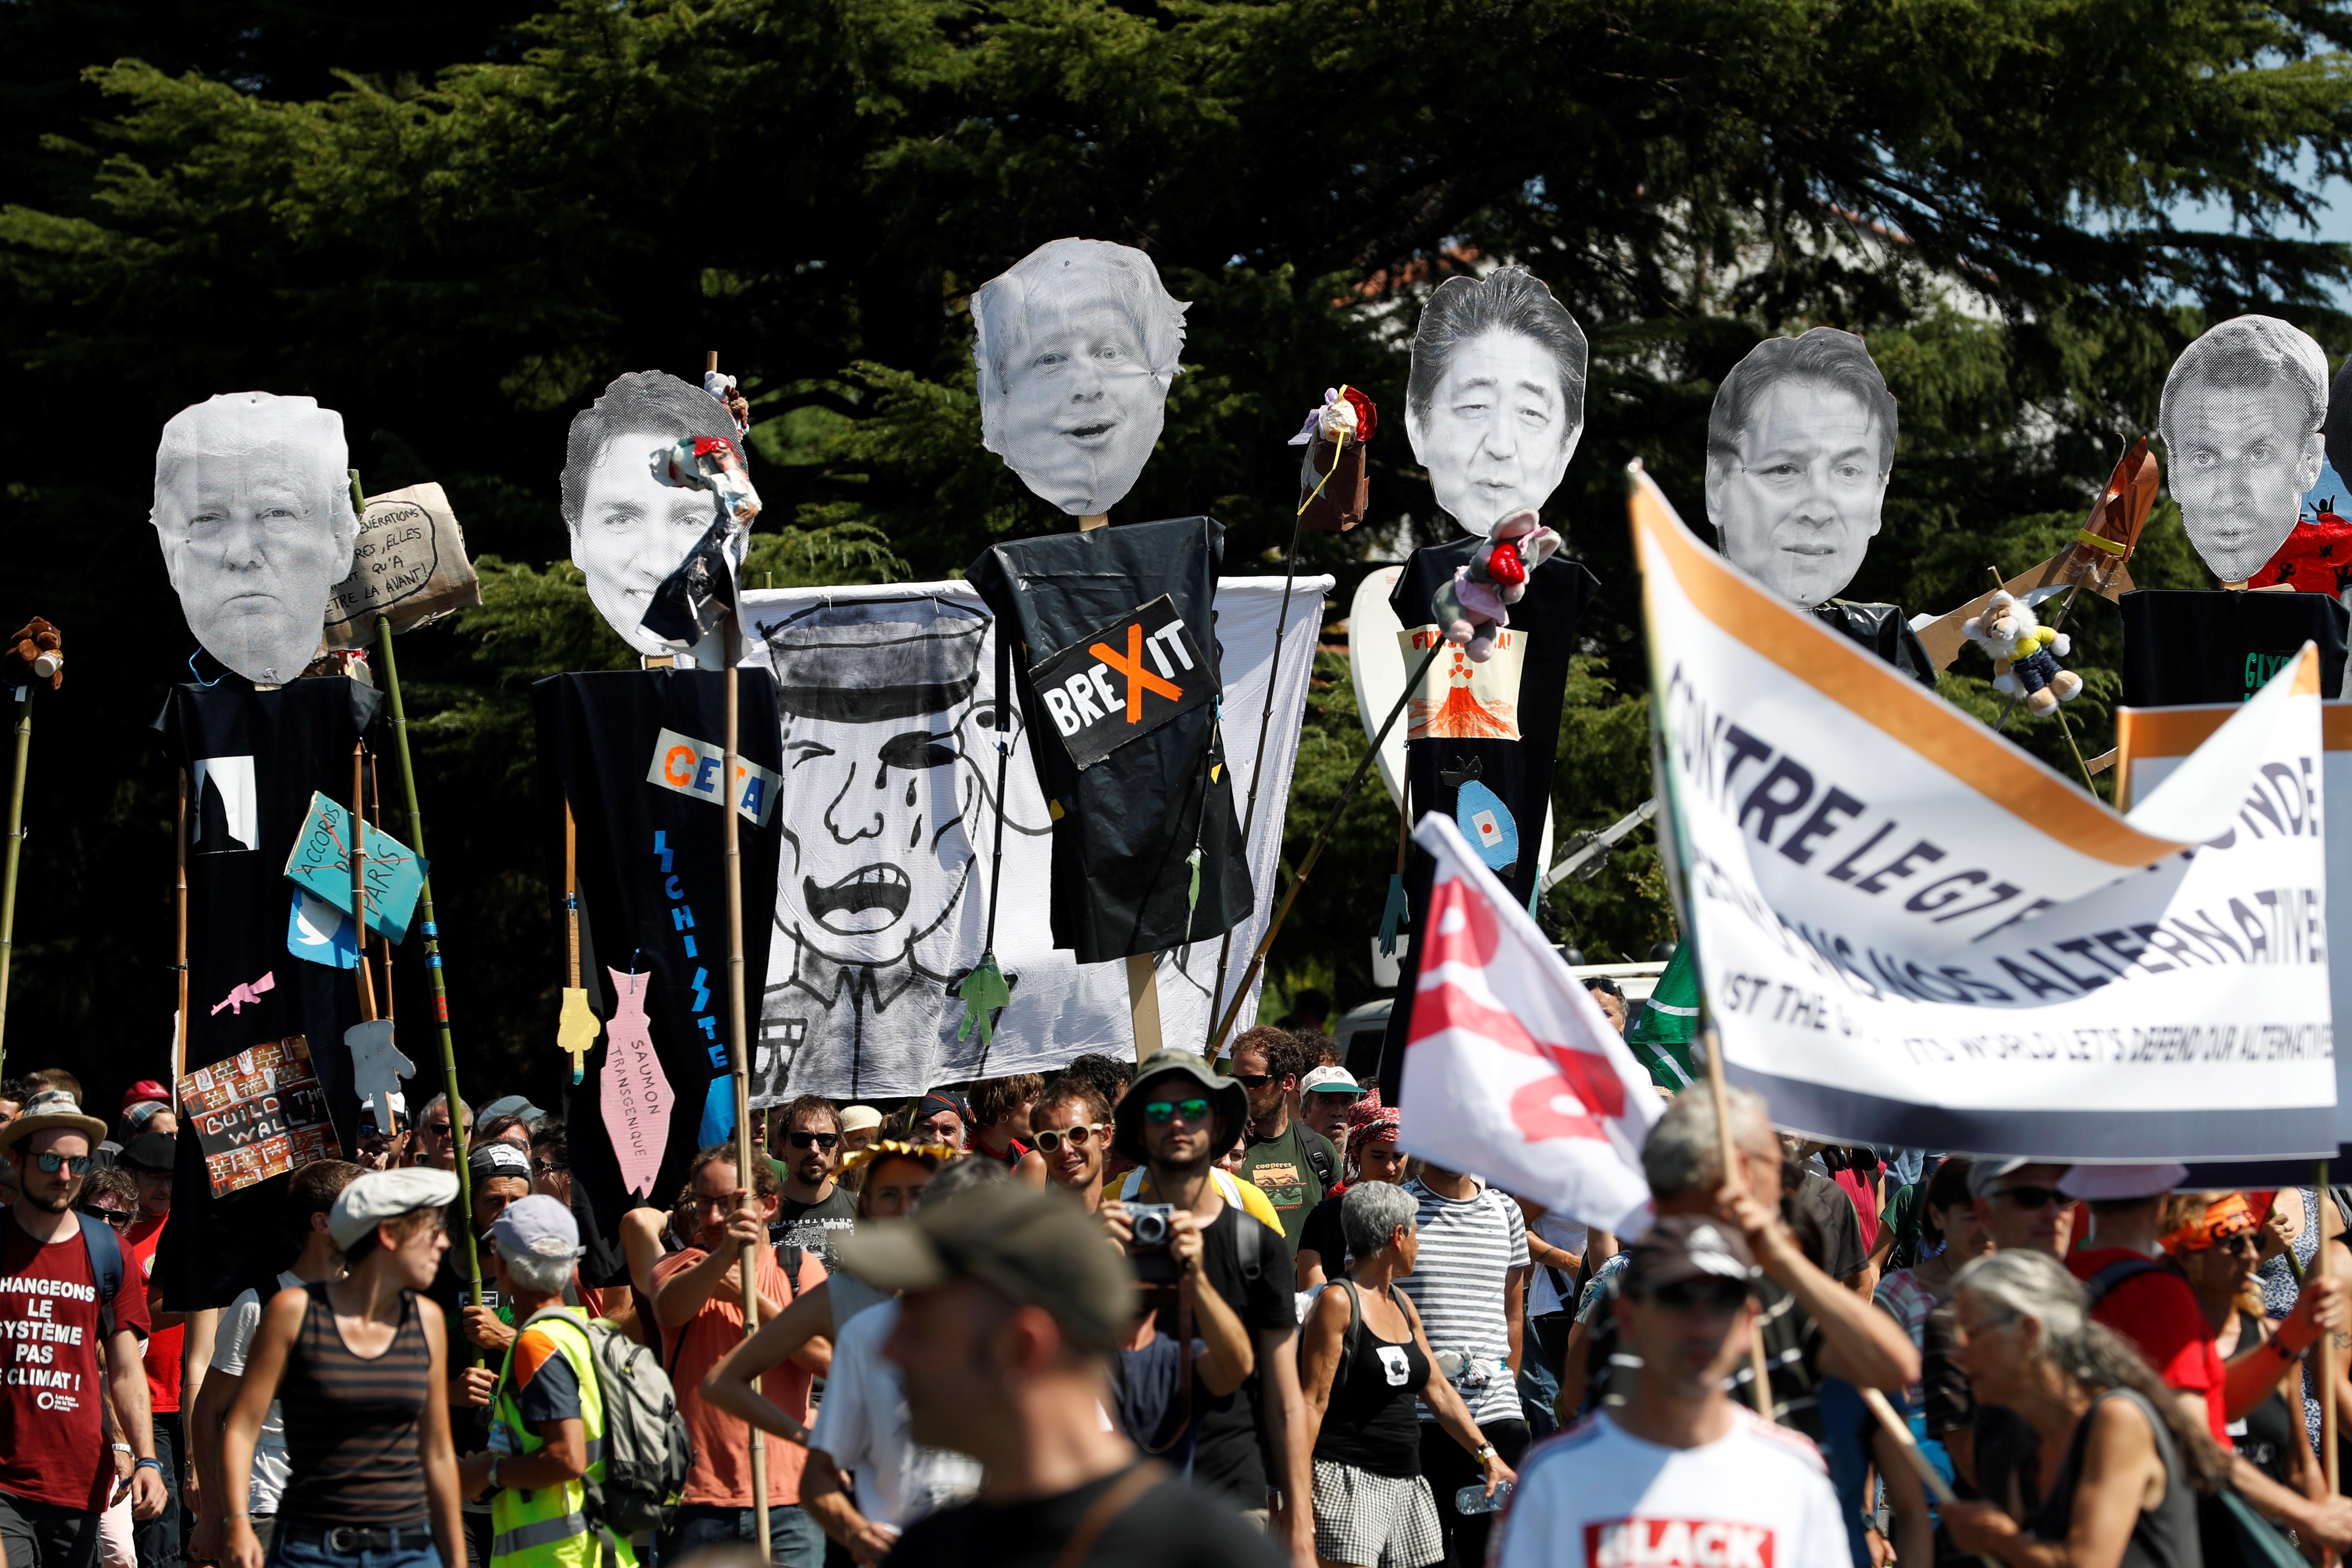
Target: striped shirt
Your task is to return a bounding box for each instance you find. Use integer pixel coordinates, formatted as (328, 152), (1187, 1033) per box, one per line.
(1395, 1177), (1528, 1424)
(276, 1283), (433, 1527)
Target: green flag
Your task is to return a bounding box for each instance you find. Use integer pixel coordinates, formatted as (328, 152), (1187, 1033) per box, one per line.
(1626, 940), (1699, 1089)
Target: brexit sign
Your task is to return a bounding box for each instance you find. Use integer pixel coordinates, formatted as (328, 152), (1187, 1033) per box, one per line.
(1030, 596), (1214, 770)
(645, 727), (782, 827)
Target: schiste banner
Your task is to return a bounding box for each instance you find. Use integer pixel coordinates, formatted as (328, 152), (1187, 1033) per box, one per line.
(153, 674), (386, 1309)
(534, 669), (783, 1289)
(1632, 468), (2334, 1159)
(737, 576), (1329, 1100)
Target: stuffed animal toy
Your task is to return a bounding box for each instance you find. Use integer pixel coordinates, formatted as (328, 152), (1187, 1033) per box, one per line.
(2, 617), (61, 691)
(1431, 509), (1563, 661)
(1963, 591), (2081, 715)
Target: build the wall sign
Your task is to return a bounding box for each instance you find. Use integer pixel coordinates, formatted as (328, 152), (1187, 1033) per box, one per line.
(176, 1036), (340, 1197)
(1029, 595), (1214, 769)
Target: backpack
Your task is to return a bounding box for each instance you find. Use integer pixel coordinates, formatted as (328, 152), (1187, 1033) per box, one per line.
(2081, 1255), (2169, 1308)
(76, 1211), (124, 1338)
(559, 1311), (693, 1537)
(1303, 1133), (1335, 1193)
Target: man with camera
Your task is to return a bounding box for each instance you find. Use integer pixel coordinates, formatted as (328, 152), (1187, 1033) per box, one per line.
(1103, 1051), (1311, 1566)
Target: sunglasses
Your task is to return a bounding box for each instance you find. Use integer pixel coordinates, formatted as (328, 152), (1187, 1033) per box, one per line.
(786, 1132), (840, 1151)
(420, 1121), (453, 1137)
(1995, 1185), (2067, 1210)
(2212, 1231), (2262, 1256)
(1142, 1098), (1211, 1124)
(1638, 1278), (1750, 1314)
(31, 1153), (90, 1176)
(531, 1159), (567, 1179)
(1033, 1124), (1103, 1152)
(80, 1205), (131, 1229)
(1229, 1072), (1274, 1088)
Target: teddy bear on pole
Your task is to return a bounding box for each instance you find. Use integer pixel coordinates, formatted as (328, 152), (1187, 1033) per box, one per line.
(1964, 590), (2082, 715)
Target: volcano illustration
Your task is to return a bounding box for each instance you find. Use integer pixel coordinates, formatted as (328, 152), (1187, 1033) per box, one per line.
(1412, 681), (1517, 741)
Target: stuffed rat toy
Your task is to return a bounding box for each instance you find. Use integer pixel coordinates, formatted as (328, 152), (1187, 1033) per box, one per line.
(1964, 591), (2081, 715)
(1431, 509), (1563, 661)
(2, 618), (61, 691)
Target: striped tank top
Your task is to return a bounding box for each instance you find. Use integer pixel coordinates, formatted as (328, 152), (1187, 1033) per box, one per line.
(276, 1282), (432, 1527)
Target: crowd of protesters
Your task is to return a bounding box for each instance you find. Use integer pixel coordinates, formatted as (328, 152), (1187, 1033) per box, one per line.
(7, 1017), (2352, 1568)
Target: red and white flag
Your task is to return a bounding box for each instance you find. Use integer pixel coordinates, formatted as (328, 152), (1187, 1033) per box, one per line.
(1399, 813), (1662, 1237)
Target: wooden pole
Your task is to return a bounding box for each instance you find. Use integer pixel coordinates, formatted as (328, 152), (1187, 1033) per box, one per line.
(2322, 1161), (2338, 1496)
(1861, 1386), (2000, 1568)
(564, 802), (581, 991)
(350, 742), (378, 1022)
(1701, 1026), (1774, 1419)
(372, 615), (481, 1307)
(0, 689), (28, 1078)
(1075, 504), (1167, 1058)
(173, 769), (189, 1101)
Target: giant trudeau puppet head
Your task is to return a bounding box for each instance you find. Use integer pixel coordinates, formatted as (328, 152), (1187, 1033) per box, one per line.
(562, 371), (747, 655)
(1405, 266), (1589, 538)
(152, 393), (361, 685)
(973, 238), (1189, 516)
(1704, 328), (1897, 609)
(2159, 315), (2329, 585)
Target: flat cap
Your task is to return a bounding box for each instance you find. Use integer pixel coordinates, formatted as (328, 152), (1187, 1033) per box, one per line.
(330, 1167), (459, 1250)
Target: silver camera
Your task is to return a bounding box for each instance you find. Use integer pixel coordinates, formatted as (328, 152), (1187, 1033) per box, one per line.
(1127, 1203), (1176, 1250)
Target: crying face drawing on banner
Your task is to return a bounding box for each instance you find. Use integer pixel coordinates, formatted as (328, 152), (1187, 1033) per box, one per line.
(758, 601), (1048, 1089)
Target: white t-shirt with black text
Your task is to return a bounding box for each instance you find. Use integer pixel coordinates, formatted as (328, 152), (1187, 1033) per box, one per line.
(211, 1271), (305, 1516)
(1492, 1408), (1851, 1568)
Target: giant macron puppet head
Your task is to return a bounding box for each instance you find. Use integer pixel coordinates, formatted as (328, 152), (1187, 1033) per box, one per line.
(1405, 266), (1589, 538)
(562, 371), (748, 655)
(153, 392), (361, 685)
(2159, 315), (2329, 585)
(1704, 328), (1897, 609)
(973, 238), (1188, 516)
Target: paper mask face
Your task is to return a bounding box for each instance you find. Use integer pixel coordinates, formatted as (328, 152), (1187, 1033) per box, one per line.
(562, 371), (750, 655)
(2159, 315), (2329, 583)
(1404, 268), (1588, 537)
(152, 393), (361, 684)
(974, 238), (1188, 516)
(1704, 329), (1896, 608)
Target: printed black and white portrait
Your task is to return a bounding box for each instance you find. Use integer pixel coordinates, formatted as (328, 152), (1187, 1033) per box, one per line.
(152, 392), (361, 685)
(562, 371), (747, 656)
(973, 238), (1188, 516)
(757, 598), (1050, 1090)
(1704, 328), (1897, 609)
(2159, 314), (2329, 584)
(1405, 266), (1588, 538)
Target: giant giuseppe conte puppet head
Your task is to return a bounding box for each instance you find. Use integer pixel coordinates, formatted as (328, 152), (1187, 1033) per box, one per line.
(2159, 315), (2328, 585)
(152, 392), (361, 685)
(561, 371), (747, 655)
(973, 238), (1189, 517)
(1405, 266), (1589, 538)
(1704, 328), (1898, 609)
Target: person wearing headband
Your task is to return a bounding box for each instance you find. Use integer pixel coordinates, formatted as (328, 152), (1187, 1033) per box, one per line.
(2161, 1193), (2327, 1497)
(1295, 1099), (1407, 1291)
(908, 1093), (969, 1151)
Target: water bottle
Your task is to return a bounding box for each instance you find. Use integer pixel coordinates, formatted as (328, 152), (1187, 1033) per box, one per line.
(1456, 1480), (1514, 1515)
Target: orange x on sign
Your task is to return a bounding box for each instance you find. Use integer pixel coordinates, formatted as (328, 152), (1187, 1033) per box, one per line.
(1090, 622), (1183, 722)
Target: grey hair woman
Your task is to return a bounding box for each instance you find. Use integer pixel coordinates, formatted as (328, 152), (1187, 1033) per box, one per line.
(1298, 1182), (1514, 1568)
(1939, 1250), (2226, 1568)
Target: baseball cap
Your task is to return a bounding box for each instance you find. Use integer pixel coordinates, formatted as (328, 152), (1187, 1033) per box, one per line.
(1623, 1214), (1756, 1293)
(469, 1141), (532, 1182)
(118, 1131), (178, 1174)
(2059, 1163), (2187, 1202)
(330, 1167), (459, 1249)
(1298, 1066), (1361, 1096)
(839, 1105), (884, 1133)
(490, 1193), (583, 1262)
(1964, 1158), (2033, 1202)
(837, 1182), (1130, 1353)
(120, 1081), (171, 1115)
(474, 1094), (546, 1131)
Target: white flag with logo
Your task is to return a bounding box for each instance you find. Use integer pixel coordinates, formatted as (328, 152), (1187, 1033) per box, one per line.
(1398, 813), (1663, 1237)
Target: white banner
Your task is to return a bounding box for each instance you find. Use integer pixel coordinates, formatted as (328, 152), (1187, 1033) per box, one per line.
(1398, 814), (1662, 1236)
(1632, 469), (2334, 1158)
(738, 575), (1331, 1101)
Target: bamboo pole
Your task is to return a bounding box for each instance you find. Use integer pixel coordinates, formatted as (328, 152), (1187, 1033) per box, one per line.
(1208, 637), (1446, 1056)
(373, 615), (481, 1307)
(1701, 1026), (1774, 1419)
(0, 689), (29, 1078)
(351, 743), (378, 1021)
(369, 753), (394, 1025)
(713, 347), (772, 1556)
(173, 770), (189, 1100)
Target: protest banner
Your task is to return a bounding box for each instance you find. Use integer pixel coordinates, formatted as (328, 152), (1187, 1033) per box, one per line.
(1397, 813), (1661, 1235)
(1631, 466), (2333, 1158)
(175, 1036), (339, 1197)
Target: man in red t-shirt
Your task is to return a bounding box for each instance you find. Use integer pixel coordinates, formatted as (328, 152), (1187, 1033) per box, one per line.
(0, 1094), (165, 1568)
(649, 1145), (828, 1568)
(2061, 1163), (2352, 1553)
(117, 1132), (182, 1568)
